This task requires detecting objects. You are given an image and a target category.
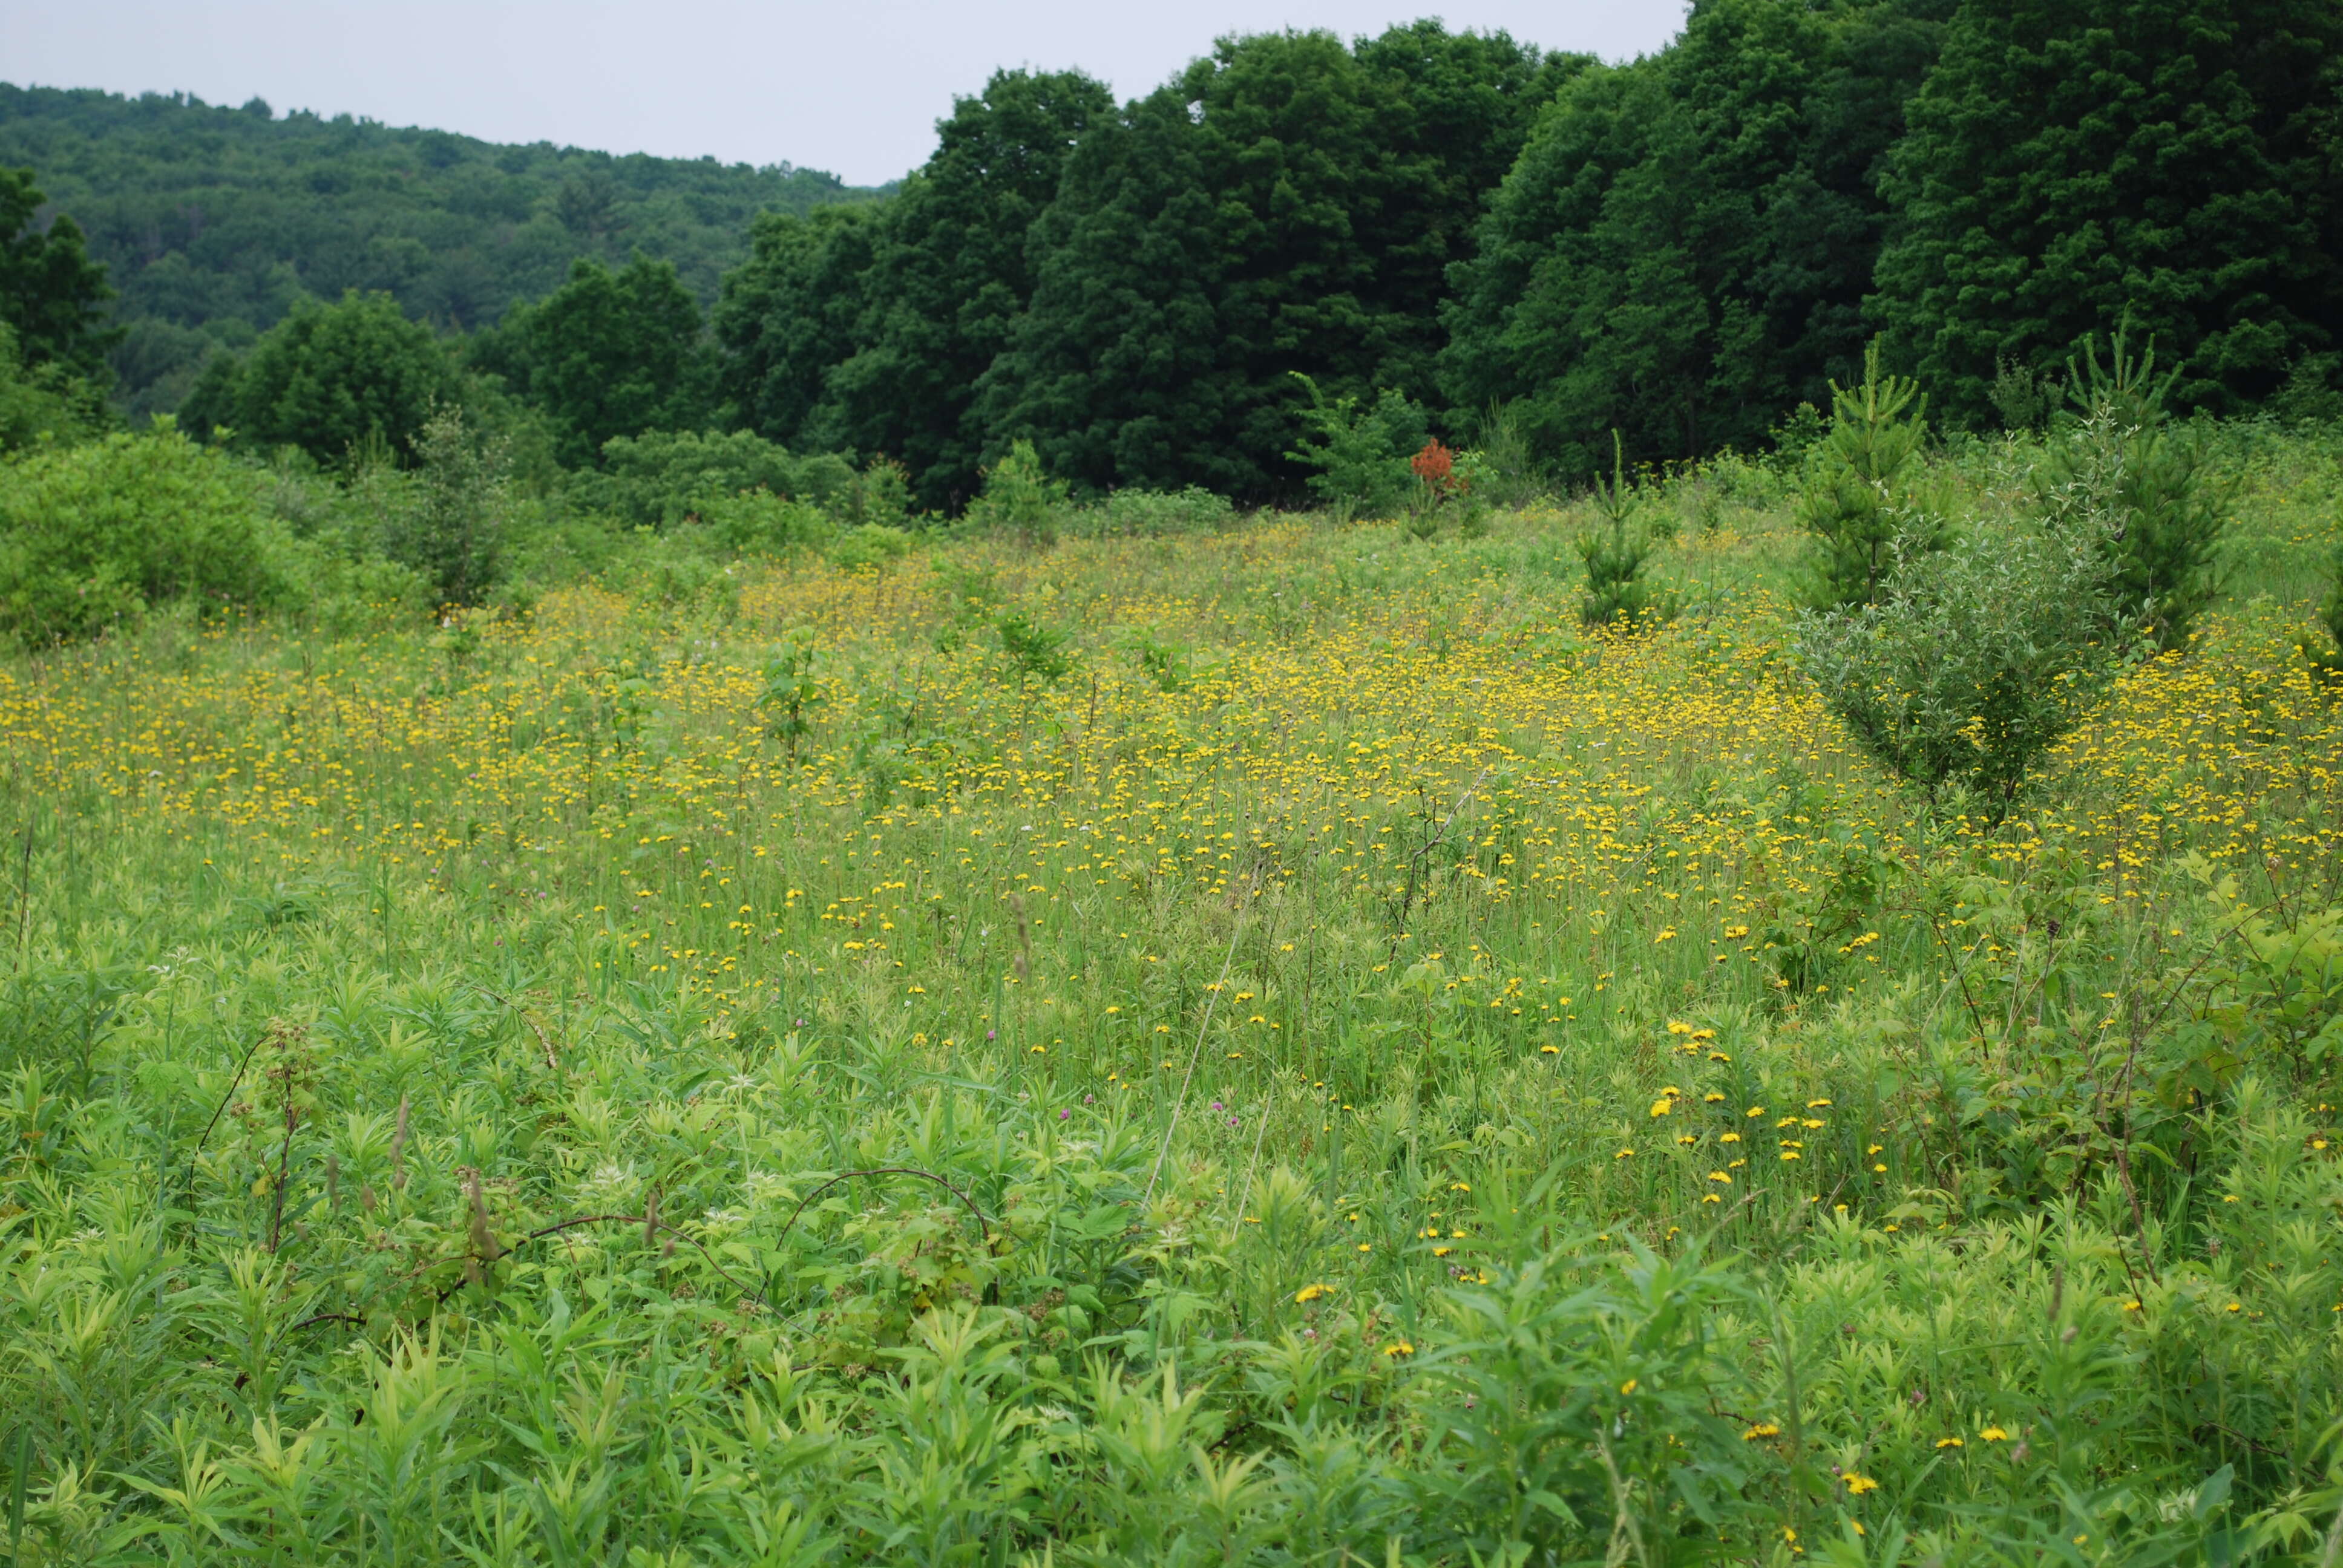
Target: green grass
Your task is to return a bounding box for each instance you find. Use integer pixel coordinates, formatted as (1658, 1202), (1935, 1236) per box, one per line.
(2, 422), (2342, 1564)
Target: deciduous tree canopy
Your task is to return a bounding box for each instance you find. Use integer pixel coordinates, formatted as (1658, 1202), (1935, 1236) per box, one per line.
(810, 70), (1115, 510)
(1440, 0), (1953, 476)
(192, 289), (459, 466)
(1872, 0), (2343, 422)
(975, 26), (1576, 497)
(484, 257), (713, 468)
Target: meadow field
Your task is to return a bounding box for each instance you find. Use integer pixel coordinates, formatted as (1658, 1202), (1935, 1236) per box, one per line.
(4, 426), (2343, 1563)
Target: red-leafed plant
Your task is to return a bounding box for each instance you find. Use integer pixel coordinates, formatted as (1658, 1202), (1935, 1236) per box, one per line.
(1412, 439), (1461, 497)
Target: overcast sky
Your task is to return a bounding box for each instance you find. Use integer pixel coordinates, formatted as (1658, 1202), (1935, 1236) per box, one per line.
(2, 2), (1688, 186)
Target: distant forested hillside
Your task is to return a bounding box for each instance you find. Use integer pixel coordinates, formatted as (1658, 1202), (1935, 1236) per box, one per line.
(0, 83), (887, 412)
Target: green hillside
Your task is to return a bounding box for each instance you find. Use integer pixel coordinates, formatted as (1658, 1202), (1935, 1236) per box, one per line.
(0, 83), (889, 413)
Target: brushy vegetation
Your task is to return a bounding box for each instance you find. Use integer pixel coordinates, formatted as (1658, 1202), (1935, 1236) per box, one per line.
(2, 419), (2342, 1564)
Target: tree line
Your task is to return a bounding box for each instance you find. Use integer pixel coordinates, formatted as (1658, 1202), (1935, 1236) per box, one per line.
(5, 0), (2339, 506)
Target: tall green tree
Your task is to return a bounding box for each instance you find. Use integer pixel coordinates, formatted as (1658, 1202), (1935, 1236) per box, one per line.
(812, 70), (1113, 510)
(0, 166), (120, 379)
(1350, 24), (1594, 406)
(1437, 59), (1676, 477)
(1441, 0), (1950, 475)
(209, 289), (460, 465)
(979, 24), (1572, 498)
(0, 322), (103, 451)
(499, 256), (712, 467)
(711, 206), (882, 456)
(1873, 0), (2343, 422)
(969, 85), (1244, 494)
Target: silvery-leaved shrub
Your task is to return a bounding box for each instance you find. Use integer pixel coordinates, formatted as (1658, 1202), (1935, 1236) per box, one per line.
(1797, 518), (2117, 824)
(2033, 323), (2232, 650)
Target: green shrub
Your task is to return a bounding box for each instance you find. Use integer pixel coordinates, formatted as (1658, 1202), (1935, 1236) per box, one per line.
(698, 487), (834, 557)
(1797, 519), (2116, 823)
(153, 447), (427, 636)
(608, 532), (739, 616)
(930, 557), (1004, 651)
(582, 429), (854, 531)
(0, 324), (103, 454)
(828, 524), (914, 574)
(269, 532), (431, 638)
(2267, 353), (2343, 427)
(839, 455), (914, 528)
(0, 426), (281, 645)
(1797, 341), (1941, 609)
(2034, 322), (2233, 650)
(1662, 448), (1793, 534)
(375, 405), (511, 606)
(1767, 400), (1827, 468)
(965, 439), (1067, 546)
(996, 607), (1073, 684)
(1076, 485), (1235, 538)
(2305, 546), (2343, 685)
(1990, 353), (2059, 433)
(1286, 372), (1429, 521)
(1462, 398), (1544, 508)
(213, 290), (463, 468)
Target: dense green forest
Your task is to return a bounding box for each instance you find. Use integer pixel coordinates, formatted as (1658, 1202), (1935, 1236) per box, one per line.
(5, 0), (2341, 503)
(712, 0), (2343, 503)
(0, 83), (886, 414)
